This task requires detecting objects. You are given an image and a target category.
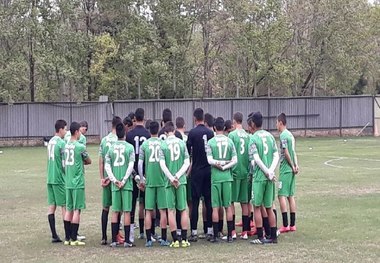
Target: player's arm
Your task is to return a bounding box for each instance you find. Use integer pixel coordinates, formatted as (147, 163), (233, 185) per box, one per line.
(121, 150), (135, 185)
(175, 146), (190, 180)
(104, 154), (117, 183)
(137, 147), (145, 183)
(282, 138), (296, 172)
(159, 148), (175, 182)
(81, 148), (91, 165)
(269, 139), (279, 173)
(206, 142), (227, 169)
(248, 141), (270, 176)
(221, 143), (238, 170)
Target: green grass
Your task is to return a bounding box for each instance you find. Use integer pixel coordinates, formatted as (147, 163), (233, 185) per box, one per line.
(0, 137), (379, 262)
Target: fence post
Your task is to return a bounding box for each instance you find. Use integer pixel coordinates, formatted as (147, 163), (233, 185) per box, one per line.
(26, 103), (30, 145)
(372, 96), (375, 136)
(339, 97), (343, 137)
(267, 98), (271, 131)
(304, 98), (307, 137)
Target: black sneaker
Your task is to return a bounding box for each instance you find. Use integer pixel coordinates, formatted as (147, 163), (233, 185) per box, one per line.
(51, 236), (62, 243)
(124, 241), (135, 248)
(271, 238), (278, 244)
(206, 234), (213, 241)
(209, 236), (219, 243)
(100, 239), (108, 245)
(226, 236), (233, 243)
(250, 238), (273, 245)
(188, 234), (198, 242)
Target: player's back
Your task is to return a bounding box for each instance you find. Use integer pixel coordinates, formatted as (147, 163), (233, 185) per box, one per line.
(47, 136), (65, 185)
(187, 124), (214, 171)
(158, 128), (183, 140)
(141, 137), (165, 187)
(160, 135), (188, 184)
(65, 131), (86, 145)
(126, 125), (151, 170)
(279, 129), (296, 173)
(228, 129), (250, 178)
(107, 140), (134, 191)
(64, 140), (87, 189)
(250, 130), (277, 180)
(207, 134), (236, 183)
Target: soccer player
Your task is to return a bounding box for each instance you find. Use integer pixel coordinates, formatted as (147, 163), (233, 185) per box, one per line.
(187, 108), (214, 242)
(99, 116), (123, 245)
(224, 120), (234, 134)
(64, 120), (87, 145)
(176, 117), (188, 143)
(247, 112), (279, 244)
(206, 117), (237, 243)
(63, 122), (91, 246)
(158, 108), (183, 140)
(123, 117), (134, 132)
(105, 123), (136, 248)
(46, 119), (67, 243)
(159, 122), (191, 248)
(276, 113), (299, 233)
(228, 112), (250, 240)
(138, 121), (170, 247)
(125, 108), (151, 243)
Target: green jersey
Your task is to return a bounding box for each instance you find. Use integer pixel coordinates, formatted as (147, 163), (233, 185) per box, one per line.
(99, 132), (118, 178)
(206, 134), (237, 183)
(47, 136), (66, 185)
(64, 131), (86, 145)
(248, 130), (278, 182)
(64, 140), (90, 189)
(139, 137), (165, 187)
(159, 135), (189, 186)
(228, 129), (250, 179)
(279, 129), (296, 174)
(105, 141), (135, 192)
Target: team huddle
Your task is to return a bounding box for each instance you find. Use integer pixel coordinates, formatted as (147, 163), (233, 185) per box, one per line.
(46, 107), (299, 248)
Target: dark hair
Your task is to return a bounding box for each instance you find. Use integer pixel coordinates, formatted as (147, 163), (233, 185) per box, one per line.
(55, 119), (67, 133)
(163, 121), (175, 133)
(79, 121), (88, 128)
(193, 108), (204, 121)
(176, 117), (185, 129)
(135, 108), (144, 122)
(70, 122), (81, 135)
(145, 119), (152, 130)
(112, 116), (122, 128)
(162, 108), (172, 123)
(128, 112), (135, 120)
(205, 113), (215, 127)
(224, 120), (232, 131)
(277, 113), (287, 125)
(248, 112), (263, 128)
(149, 121), (160, 135)
(123, 117), (133, 127)
(214, 117), (225, 132)
(233, 112), (243, 124)
(116, 123), (126, 139)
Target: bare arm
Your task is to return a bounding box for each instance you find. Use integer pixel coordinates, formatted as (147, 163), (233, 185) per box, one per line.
(175, 159), (190, 180)
(99, 156), (104, 179)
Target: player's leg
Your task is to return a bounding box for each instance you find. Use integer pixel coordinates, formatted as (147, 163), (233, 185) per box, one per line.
(210, 183), (221, 242)
(264, 181), (277, 243)
(123, 190), (134, 247)
(288, 174), (297, 231)
(222, 182), (233, 243)
(261, 206), (271, 238)
(110, 190), (122, 247)
(138, 191), (146, 239)
(176, 185), (190, 247)
(70, 189), (86, 246)
(144, 187), (153, 246)
(218, 207), (224, 237)
(63, 189), (73, 245)
(47, 184), (62, 242)
(189, 177), (201, 241)
(250, 181), (270, 244)
(129, 183), (139, 243)
(240, 178), (250, 240)
(157, 186), (169, 246)
(202, 174), (213, 239)
(101, 184), (112, 244)
(166, 187), (180, 247)
(278, 172), (292, 232)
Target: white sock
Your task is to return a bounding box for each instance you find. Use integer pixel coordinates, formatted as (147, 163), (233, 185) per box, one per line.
(129, 223), (135, 242)
(207, 227), (213, 235)
(191, 229), (197, 236)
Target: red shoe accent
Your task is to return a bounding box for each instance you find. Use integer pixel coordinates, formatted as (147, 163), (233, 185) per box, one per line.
(248, 227), (257, 236)
(289, 226), (297, 232)
(279, 226), (290, 233)
(250, 221), (255, 228)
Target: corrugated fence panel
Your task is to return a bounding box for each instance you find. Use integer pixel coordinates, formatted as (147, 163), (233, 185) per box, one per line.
(232, 99), (269, 129)
(341, 97), (373, 128)
(155, 101), (194, 129)
(307, 98), (340, 129)
(270, 99), (307, 130)
(71, 103), (101, 136)
(195, 100), (232, 122)
(28, 104), (71, 137)
(0, 104), (28, 137)
(114, 102), (155, 121)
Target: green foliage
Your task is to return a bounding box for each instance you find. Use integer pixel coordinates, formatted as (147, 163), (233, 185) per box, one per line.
(0, 0), (379, 101)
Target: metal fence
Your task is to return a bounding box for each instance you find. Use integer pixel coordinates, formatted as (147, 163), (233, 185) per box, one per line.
(0, 96), (375, 140)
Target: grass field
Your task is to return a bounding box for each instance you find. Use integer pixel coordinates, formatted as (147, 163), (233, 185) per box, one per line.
(0, 137), (379, 263)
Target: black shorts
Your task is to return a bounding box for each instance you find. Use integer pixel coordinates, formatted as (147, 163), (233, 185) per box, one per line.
(191, 167), (211, 199)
